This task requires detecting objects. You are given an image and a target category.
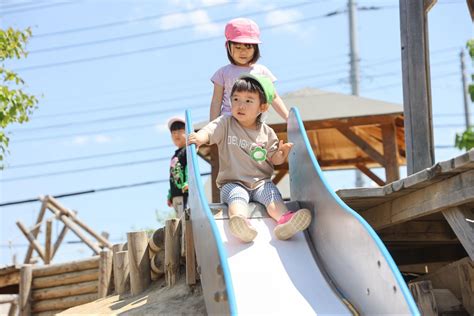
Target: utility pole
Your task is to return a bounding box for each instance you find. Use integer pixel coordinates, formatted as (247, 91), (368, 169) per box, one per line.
(461, 49), (471, 129)
(348, 0), (364, 187)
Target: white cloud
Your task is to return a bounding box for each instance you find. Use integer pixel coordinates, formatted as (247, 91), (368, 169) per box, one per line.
(265, 9), (303, 33)
(158, 9), (221, 36)
(69, 135), (112, 146)
(72, 136), (88, 145)
(95, 135), (112, 144)
(155, 123), (169, 133)
(201, 0), (229, 6)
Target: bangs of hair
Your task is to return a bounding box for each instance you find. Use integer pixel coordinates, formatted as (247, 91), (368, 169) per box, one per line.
(170, 121), (185, 131)
(226, 42), (261, 65)
(231, 78), (266, 104)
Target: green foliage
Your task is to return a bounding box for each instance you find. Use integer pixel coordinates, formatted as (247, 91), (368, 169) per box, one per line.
(0, 27), (38, 162)
(455, 128), (474, 151)
(467, 39), (474, 58)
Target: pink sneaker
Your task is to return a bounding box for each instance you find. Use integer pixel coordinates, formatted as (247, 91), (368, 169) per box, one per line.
(274, 209), (312, 240)
(229, 215), (258, 243)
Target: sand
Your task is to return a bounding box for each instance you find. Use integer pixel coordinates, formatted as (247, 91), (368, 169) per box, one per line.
(60, 277), (206, 315)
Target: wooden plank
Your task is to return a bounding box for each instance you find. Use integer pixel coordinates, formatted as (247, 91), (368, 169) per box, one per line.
(399, 0), (434, 174)
(0, 270), (19, 288)
(33, 256), (99, 277)
(379, 220), (456, 242)
(185, 220), (196, 285)
(408, 280), (438, 315)
(31, 293), (97, 313)
(381, 122), (400, 182)
(362, 170), (474, 230)
(24, 198), (48, 263)
(16, 221), (46, 262)
(210, 145), (220, 203)
(127, 231), (151, 295)
(442, 206), (474, 260)
(337, 126), (386, 166)
(32, 280), (97, 301)
(165, 219), (180, 287)
(355, 163), (385, 186)
(32, 269), (99, 289)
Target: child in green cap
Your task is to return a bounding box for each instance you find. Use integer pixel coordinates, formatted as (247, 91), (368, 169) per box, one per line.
(188, 74), (311, 243)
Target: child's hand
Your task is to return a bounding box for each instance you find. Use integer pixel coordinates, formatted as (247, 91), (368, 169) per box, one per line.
(167, 199), (172, 207)
(188, 132), (208, 147)
(277, 140), (294, 157)
(182, 184), (188, 193)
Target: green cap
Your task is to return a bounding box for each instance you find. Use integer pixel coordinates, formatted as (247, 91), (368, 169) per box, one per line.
(238, 74), (275, 104)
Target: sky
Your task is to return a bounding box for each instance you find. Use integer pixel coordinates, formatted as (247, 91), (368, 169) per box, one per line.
(0, 0), (472, 267)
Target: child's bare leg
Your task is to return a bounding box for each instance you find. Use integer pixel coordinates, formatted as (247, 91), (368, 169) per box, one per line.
(266, 201), (288, 221)
(228, 202), (249, 218)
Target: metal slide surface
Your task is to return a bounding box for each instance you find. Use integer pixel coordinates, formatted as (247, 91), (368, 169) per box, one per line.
(186, 109), (419, 315)
(287, 107), (419, 315)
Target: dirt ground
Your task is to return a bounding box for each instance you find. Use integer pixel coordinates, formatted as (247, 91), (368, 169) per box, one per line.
(60, 277), (206, 315)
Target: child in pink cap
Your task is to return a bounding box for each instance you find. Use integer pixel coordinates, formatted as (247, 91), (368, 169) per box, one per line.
(209, 18), (289, 122)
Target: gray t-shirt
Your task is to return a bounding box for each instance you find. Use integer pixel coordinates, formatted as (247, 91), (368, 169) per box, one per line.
(202, 116), (279, 190)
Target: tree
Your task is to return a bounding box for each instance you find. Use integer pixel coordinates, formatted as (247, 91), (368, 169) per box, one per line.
(455, 39), (474, 151)
(0, 27), (38, 164)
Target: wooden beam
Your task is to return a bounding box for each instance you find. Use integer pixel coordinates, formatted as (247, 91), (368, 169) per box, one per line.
(399, 0), (435, 174)
(424, 0), (437, 12)
(408, 280), (438, 315)
(24, 197), (48, 263)
(355, 163), (385, 186)
(44, 220), (52, 265)
(442, 206), (474, 260)
(98, 250), (113, 298)
(337, 126), (386, 166)
(19, 265), (32, 316)
(51, 224), (69, 259)
(16, 221), (46, 262)
(361, 169), (474, 230)
(210, 145), (220, 203)
(379, 220), (456, 242)
(272, 170), (288, 185)
(387, 243), (467, 265)
(467, 0), (474, 21)
(381, 122), (400, 182)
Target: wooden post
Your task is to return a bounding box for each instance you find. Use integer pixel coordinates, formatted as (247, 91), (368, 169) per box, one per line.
(98, 250), (113, 298)
(399, 0), (434, 174)
(19, 264), (32, 316)
(24, 197), (48, 263)
(210, 145), (220, 203)
(127, 231), (151, 295)
(51, 224), (69, 259)
(409, 280), (438, 315)
(381, 121), (400, 182)
(112, 243), (125, 293)
(115, 251), (130, 296)
(16, 221), (46, 262)
(44, 219), (52, 264)
(150, 250), (165, 275)
(8, 298), (18, 316)
(185, 219), (196, 285)
(165, 219), (181, 287)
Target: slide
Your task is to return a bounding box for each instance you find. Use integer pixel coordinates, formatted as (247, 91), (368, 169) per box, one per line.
(185, 108), (419, 315)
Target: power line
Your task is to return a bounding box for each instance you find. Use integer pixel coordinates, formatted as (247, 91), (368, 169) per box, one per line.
(1, 156), (172, 182)
(0, 172), (211, 207)
(15, 12), (340, 72)
(0, 1), (76, 15)
(4, 144), (173, 169)
(29, 2), (316, 54)
(32, 2), (232, 38)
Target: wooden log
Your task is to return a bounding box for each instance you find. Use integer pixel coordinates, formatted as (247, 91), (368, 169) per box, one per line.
(16, 221), (46, 262)
(442, 206), (474, 260)
(114, 251), (130, 296)
(51, 223), (68, 259)
(98, 250), (113, 298)
(149, 227), (165, 253)
(35, 309), (65, 316)
(32, 268), (99, 289)
(150, 250), (165, 275)
(24, 197), (48, 263)
(112, 243), (125, 293)
(127, 231), (151, 295)
(165, 219), (181, 287)
(32, 280), (98, 301)
(33, 256), (99, 277)
(408, 280), (438, 315)
(58, 214), (101, 254)
(19, 264), (32, 316)
(185, 219), (196, 285)
(44, 219), (52, 265)
(47, 196), (112, 249)
(32, 293), (97, 313)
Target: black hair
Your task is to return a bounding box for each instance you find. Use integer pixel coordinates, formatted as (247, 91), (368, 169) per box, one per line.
(170, 121), (185, 131)
(226, 41), (260, 65)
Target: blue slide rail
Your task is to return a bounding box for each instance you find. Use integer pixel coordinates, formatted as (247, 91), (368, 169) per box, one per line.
(185, 110), (237, 315)
(287, 107), (419, 314)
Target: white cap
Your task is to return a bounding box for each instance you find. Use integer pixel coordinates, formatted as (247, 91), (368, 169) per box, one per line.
(167, 116), (185, 130)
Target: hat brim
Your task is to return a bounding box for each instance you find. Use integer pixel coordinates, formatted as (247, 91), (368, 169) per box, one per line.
(228, 37), (261, 44)
(167, 117), (185, 130)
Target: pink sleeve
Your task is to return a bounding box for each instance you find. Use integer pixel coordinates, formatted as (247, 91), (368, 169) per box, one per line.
(210, 67), (225, 86)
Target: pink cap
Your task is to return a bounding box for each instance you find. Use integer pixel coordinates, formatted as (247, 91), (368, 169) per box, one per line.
(225, 18), (261, 44)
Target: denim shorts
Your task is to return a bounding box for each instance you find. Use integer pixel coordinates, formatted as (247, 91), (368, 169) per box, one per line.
(220, 181), (284, 207)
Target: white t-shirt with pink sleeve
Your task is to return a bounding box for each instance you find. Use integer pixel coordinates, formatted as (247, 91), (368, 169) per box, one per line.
(210, 64), (277, 116)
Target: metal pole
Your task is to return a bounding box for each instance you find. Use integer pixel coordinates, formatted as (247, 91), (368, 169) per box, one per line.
(461, 50), (471, 129)
(348, 0), (364, 187)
